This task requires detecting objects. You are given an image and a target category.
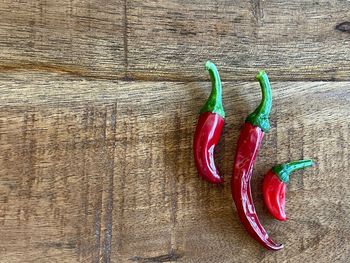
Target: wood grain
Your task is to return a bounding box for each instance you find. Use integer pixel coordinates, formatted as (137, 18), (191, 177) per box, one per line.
(1, 1), (349, 82)
(0, 73), (349, 262)
(127, 0), (350, 81)
(1, 0), (349, 262)
(0, 0), (125, 79)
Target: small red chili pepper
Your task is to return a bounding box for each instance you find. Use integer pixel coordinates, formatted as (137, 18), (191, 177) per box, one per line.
(193, 61), (225, 184)
(262, 160), (314, 221)
(232, 71), (283, 250)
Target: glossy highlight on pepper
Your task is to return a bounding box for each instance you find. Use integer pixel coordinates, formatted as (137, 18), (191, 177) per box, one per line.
(232, 71), (283, 250)
(262, 160), (314, 221)
(193, 61), (225, 184)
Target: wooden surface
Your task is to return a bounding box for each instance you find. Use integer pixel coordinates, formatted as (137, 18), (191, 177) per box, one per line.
(0, 1), (349, 263)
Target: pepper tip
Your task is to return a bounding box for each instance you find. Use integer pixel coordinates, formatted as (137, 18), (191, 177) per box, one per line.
(256, 70), (267, 80)
(205, 60), (215, 71)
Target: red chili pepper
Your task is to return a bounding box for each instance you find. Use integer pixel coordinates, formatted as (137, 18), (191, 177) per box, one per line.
(262, 160), (314, 221)
(193, 61), (225, 184)
(232, 71), (283, 250)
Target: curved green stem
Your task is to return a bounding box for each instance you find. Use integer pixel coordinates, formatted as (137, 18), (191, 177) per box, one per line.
(200, 61), (225, 118)
(246, 71), (272, 132)
(272, 159), (314, 183)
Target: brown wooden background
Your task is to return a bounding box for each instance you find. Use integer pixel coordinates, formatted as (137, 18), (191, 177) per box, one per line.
(0, 1), (349, 262)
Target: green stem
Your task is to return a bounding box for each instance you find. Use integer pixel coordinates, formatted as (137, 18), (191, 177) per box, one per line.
(245, 70), (272, 132)
(272, 159), (314, 183)
(200, 61), (225, 118)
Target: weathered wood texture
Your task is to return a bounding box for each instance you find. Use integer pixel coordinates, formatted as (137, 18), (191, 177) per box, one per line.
(126, 0), (350, 81)
(1, 0), (350, 81)
(0, 0), (125, 78)
(0, 74), (349, 262)
(1, 0), (350, 262)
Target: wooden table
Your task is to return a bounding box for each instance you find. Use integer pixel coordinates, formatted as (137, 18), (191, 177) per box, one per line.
(0, 1), (349, 262)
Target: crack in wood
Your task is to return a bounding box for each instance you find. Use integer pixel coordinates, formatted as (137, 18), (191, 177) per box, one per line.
(123, 0), (129, 80)
(129, 250), (182, 263)
(250, 0), (264, 24)
(0, 62), (89, 77)
(335, 22), (350, 33)
(102, 102), (118, 263)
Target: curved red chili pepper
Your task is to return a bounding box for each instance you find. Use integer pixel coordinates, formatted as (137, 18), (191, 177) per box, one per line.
(232, 71), (283, 250)
(193, 61), (225, 184)
(262, 160), (314, 221)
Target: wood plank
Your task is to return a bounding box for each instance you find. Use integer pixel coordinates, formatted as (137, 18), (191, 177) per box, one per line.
(127, 0), (350, 81)
(0, 73), (349, 262)
(0, 0), (125, 78)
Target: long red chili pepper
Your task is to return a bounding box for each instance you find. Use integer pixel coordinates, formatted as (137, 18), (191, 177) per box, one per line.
(262, 160), (314, 221)
(232, 71), (283, 250)
(193, 61), (225, 184)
